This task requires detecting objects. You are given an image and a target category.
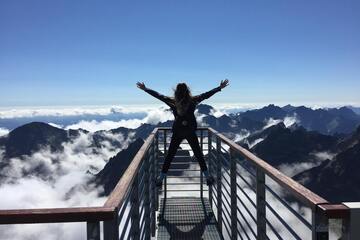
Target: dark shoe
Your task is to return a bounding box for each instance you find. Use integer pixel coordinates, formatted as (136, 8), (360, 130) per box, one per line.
(155, 176), (163, 187)
(206, 176), (215, 186)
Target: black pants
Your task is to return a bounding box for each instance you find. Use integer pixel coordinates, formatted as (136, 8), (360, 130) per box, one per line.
(161, 130), (208, 173)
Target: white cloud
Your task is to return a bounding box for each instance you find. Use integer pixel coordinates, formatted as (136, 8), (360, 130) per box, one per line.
(65, 119), (143, 131)
(0, 130), (135, 240)
(209, 108), (227, 118)
(194, 110), (208, 127)
(263, 114), (300, 130)
(312, 151), (335, 161)
(48, 122), (64, 128)
(0, 104), (164, 119)
(233, 129), (251, 142)
(64, 107), (173, 132)
(248, 138), (264, 148)
(263, 118), (283, 129)
(278, 151), (335, 177)
(278, 161), (320, 177)
(0, 127), (9, 137)
(283, 114), (300, 128)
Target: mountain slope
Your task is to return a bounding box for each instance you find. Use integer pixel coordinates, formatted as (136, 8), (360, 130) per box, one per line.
(250, 123), (338, 166)
(95, 138), (144, 195)
(294, 126), (360, 202)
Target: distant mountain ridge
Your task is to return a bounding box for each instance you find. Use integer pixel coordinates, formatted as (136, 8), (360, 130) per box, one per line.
(1, 103), (360, 201)
(0, 122), (76, 159)
(240, 104), (360, 135)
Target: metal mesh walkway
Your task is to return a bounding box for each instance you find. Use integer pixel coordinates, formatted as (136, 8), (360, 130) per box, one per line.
(157, 197), (222, 240)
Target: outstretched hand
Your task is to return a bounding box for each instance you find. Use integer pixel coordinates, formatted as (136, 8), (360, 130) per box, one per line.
(220, 79), (229, 89)
(136, 81), (146, 90)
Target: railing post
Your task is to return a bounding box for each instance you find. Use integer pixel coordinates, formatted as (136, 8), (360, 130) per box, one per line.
(256, 168), (266, 240)
(164, 130), (167, 200)
(104, 213), (119, 240)
(200, 129), (204, 199)
(87, 221), (100, 240)
(144, 150), (151, 240)
(312, 207), (328, 240)
(131, 175), (140, 240)
(151, 134), (157, 236)
(216, 137), (223, 234)
(230, 148), (238, 240)
(208, 130), (213, 207)
(155, 131), (159, 211)
(341, 203), (360, 240)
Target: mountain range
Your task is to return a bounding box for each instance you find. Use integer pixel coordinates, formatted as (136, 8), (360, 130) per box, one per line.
(0, 104), (359, 202)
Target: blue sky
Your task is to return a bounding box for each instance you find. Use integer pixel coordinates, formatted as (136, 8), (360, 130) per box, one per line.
(0, 0), (359, 106)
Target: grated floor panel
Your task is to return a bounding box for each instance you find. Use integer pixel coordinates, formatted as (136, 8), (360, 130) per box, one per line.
(157, 197), (222, 240)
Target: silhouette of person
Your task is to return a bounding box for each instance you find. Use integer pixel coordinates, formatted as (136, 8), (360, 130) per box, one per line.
(136, 79), (229, 187)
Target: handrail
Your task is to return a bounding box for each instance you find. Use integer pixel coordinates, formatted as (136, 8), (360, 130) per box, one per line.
(0, 207), (116, 224)
(208, 127), (328, 209)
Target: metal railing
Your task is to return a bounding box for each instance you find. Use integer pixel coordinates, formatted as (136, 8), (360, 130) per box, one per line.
(206, 128), (353, 240)
(156, 127), (209, 200)
(0, 127), (357, 240)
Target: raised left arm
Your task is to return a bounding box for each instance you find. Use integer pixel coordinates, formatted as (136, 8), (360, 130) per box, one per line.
(137, 82), (174, 107)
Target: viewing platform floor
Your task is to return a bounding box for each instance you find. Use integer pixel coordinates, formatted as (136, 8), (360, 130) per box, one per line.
(157, 197), (222, 240)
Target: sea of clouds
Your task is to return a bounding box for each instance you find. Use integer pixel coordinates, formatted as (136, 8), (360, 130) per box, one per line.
(0, 104), (343, 239)
(0, 129), (134, 239)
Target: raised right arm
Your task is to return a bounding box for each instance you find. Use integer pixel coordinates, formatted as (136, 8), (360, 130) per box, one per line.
(136, 82), (174, 107)
(142, 86), (174, 107)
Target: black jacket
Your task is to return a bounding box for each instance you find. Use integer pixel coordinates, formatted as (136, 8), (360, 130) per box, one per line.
(144, 86), (222, 133)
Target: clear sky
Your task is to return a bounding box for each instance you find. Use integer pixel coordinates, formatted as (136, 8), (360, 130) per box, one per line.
(0, 0), (359, 107)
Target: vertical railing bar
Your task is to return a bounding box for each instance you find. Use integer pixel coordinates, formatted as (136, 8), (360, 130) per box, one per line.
(208, 129), (213, 208)
(216, 136), (223, 235)
(312, 206), (329, 240)
(155, 130), (159, 211)
(104, 212), (119, 240)
(341, 214), (351, 240)
(151, 133), (157, 236)
(144, 146), (150, 240)
(230, 147), (237, 240)
(164, 130), (167, 200)
(200, 129), (204, 199)
(87, 221), (100, 240)
(256, 168), (266, 240)
(131, 175), (140, 240)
